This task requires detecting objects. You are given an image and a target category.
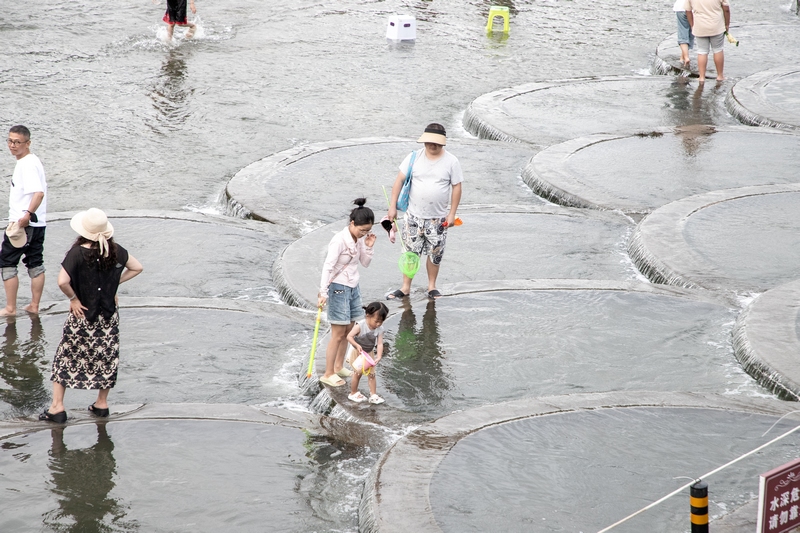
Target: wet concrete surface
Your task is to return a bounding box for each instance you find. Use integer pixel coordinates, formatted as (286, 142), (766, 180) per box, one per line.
(733, 279), (800, 401)
(275, 211), (635, 310)
(225, 138), (542, 235)
(0, 299), (312, 421)
(629, 184), (800, 294)
(0, 404), (390, 533)
(726, 66), (800, 130)
(652, 23), (800, 79)
(463, 76), (740, 147)
(317, 286), (760, 421)
(39, 210), (287, 303)
(363, 392), (800, 533)
(525, 127), (800, 215)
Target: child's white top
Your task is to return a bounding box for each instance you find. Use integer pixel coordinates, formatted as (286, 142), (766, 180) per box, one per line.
(352, 318), (384, 353)
(320, 226), (373, 294)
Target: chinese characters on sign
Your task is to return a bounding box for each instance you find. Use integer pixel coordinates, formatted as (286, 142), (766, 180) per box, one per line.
(758, 458), (800, 533)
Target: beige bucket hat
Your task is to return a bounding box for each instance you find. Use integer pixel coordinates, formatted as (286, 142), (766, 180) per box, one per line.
(5, 222), (27, 248)
(70, 208), (114, 257)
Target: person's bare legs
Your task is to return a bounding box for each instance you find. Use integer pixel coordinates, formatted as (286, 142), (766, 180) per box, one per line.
(334, 321), (354, 374)
(185, 22), (197, 39)
(322, 324), (347, 380)
(93, 388), (110, 410)
(24, 272), (43, 314)
(426, 256), (440, 294)
(399, 273), (412, 296)
(697, 53), (708, 82)
(166, 23), (176, 41)
(712, 50), (724, 80)
(679, 43), (690, 66)
(48, 382), (66, 414)
(0, 275), (18, 316)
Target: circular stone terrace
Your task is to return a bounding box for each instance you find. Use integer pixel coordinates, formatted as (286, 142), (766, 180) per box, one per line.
(522, 127), (800, 216)
(225, 138), (542, 235)
(0, 211), (314, 422)
(725, 66), (800, 130)
(733, 278), (800, 401)
(361, 391), (800, 533)
(652, 23), (800, 79)
(462, 76), (739, 147)
(628, 184), (800, 294)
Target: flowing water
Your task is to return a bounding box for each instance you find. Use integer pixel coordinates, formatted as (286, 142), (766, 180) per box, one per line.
(0, 0), (798, 531)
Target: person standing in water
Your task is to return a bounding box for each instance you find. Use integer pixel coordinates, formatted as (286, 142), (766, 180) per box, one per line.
(386, 123), (463, 300)
(674, 0), (695, 68)
(163, 0), (197, 40)
(1, 125), (47, 317)
(317, 199), (376, 388)
(685, 0), (731, 82)
(346, 301), (388, 405)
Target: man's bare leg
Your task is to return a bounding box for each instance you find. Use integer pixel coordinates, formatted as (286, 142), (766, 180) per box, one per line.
(426, 257), (440, 294)
(166, 23), (176, 41)
(0, 276), (18, 316)
(712, 50), (724, 80)
(697, 53), (708, 82)
(24, 272), (43, 314)
(185, 22), (197, 39)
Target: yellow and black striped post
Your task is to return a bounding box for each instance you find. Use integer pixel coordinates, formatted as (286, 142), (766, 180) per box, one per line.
(690, 481), (709, 532)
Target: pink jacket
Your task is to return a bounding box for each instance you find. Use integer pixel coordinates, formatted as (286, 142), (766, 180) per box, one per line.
(319, 226), (374, 294)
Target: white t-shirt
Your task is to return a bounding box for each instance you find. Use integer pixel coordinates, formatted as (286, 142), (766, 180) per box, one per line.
(352, 317), (384, 353)
(10, 153), (47, 227)
(673, 0), (686, 11)
(399, 149), (464, 219)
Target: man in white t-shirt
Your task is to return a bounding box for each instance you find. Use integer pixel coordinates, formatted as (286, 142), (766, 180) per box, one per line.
(387, 123), (463, 300)
(1, 125), (47, 315)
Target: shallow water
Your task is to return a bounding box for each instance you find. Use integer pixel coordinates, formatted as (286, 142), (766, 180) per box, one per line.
(0, 0), (796, 530)
(0, 420), (374, 532)
(684, 192), (800, 289)
(431, 408), (800, 532)
(376, 291), (760, 419)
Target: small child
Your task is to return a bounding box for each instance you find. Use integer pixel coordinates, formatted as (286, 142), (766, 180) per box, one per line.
(346, 302), (389, 404)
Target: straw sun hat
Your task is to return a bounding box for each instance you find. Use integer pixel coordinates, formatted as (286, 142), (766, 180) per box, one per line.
(70, 208), (114, 257)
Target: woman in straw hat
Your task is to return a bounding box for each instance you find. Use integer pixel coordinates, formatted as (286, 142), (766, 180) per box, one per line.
(39, 208), (143, 423)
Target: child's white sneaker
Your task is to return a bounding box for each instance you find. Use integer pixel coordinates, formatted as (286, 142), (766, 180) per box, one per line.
(369, 394), (385, 405)
(348, 392), (367, 403)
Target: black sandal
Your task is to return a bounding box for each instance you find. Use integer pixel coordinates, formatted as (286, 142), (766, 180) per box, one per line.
(386, 289), (408, 300)
(89, 403), (110, 418)
(39, 409), (67, 423)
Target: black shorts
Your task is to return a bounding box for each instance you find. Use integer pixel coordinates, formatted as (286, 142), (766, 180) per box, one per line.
(0, 226), (46, 269)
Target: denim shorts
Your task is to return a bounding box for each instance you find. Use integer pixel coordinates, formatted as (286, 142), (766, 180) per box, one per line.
(326, 283), (365, 325)
(696, 33), (724, 55)
(676, 12), (694, 48)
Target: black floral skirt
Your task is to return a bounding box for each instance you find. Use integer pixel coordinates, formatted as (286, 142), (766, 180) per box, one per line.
(51, 312), (120, 390)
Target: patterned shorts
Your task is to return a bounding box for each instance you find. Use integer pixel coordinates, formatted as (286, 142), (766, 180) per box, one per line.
(51, 312), (120, 390)
(401, 213), (448, 265)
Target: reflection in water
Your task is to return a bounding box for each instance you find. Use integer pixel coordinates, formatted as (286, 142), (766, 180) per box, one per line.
(0, 316), (49, 416)
(43, 423), (136, 532)
(148, 49), (194, 131)
(665, 78), (721, 156)
(386, 300), (451, 409)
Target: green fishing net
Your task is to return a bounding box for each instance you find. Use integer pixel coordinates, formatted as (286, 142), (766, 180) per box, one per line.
(399, 251), (420, 278)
